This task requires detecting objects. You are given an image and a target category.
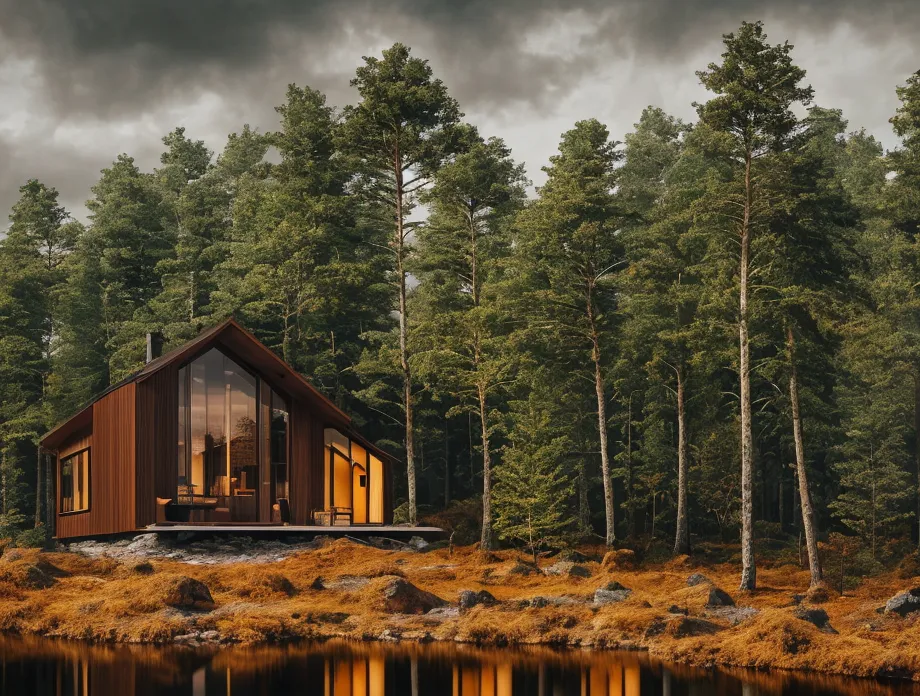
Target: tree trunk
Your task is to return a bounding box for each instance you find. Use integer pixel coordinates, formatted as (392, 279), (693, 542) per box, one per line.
(673, 366), (690, 555)
(470, 211), (493, 549)
(915, 374), (920, 549)
(739, 152), (756, 592)
(478, 384), (494, 550)
(626, 394), (635, 539)
(589, 304), (615, 546)
(443, 425), (451, 508)
(787, 326), (822, 587)
(577, 458), (590, 535)
(394, 149), (417, 526)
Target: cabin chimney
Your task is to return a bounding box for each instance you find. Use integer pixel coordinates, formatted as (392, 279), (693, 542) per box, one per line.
(146, 332), (164, 364)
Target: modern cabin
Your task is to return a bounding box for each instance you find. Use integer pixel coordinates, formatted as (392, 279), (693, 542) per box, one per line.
(40, 318), (395, 539)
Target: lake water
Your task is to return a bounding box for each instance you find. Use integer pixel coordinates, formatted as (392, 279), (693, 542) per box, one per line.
(0, 635), (917, 696)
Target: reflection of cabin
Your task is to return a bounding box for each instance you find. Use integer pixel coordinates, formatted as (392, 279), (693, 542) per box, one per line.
(40, 318), (394, 539)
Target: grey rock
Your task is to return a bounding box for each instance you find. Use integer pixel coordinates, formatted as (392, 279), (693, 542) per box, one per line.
(544, 561), (591, 578)
(126, 534), (159, 552)
(458, 589), (497, 610)
(687, 573), (712, 587)
(708, 606), (759, 625)
(706, 587), (735, 607)
(594, 588), (632, 605)
(793, 606), (837, 633)
(884, 588), (920, 616)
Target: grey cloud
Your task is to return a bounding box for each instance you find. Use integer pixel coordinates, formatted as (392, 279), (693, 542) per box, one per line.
(2, 0), (918, 118)
(0, 0), (918, 223)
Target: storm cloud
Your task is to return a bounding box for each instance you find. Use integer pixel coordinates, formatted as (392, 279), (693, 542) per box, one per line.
(0, 0), (918, 221)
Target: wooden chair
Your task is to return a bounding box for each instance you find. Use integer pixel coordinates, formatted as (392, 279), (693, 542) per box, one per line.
(155, 498), (172, 524)
(277, 498), (291, 524)
(331, 507), (353, 526)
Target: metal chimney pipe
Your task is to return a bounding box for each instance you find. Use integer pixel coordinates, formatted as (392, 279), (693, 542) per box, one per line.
(146, 332), (164, 364)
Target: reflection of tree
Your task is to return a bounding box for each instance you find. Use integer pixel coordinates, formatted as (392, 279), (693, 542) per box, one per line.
(234, 415), (256, 439)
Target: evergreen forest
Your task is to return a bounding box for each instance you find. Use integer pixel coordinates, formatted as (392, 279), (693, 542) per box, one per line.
(4, 21), (920, 590)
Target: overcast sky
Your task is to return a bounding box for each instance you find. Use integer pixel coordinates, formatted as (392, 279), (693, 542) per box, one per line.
(0, 0), (918, 223)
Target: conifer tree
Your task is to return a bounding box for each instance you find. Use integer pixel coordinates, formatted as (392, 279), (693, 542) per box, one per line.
(213, 86), (390, 408)
(695, 21), (814, 590)
(493, 374), (575, 562)
(80, 154), (173, 380)
(512, 119), (623, 545)
(341, 44), (462, 525)
(412, 129), (527, 549)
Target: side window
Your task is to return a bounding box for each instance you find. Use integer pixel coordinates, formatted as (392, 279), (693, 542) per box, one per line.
(61, 449), (90, 513)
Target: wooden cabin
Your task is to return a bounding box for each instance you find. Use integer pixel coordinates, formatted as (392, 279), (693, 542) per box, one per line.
(40, 318), (395, 539)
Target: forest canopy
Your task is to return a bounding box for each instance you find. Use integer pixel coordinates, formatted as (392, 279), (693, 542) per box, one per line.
(2, 21), (920, 591)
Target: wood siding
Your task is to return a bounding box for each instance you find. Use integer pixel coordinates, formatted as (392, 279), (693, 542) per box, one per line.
(57, 383), (136, 538)
(289, 401), (314, 525)
(135, 364), (178, 528)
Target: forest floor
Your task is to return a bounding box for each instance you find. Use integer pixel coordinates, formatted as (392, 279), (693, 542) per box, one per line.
(1, 536), (920, 681)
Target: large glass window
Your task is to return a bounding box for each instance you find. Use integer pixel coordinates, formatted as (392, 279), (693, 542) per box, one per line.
(60, 449), (90, 513)
(177, 348), (257, 519)
(264, 386), (288, 505)
(323, 428), (385, 524)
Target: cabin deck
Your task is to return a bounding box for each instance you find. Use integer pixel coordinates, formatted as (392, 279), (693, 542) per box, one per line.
(143, 523), (446, 541)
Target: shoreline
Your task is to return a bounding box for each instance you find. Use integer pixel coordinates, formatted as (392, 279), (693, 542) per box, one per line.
(0, 538), (919, 682)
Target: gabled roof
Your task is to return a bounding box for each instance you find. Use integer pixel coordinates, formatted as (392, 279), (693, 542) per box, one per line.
(41, 318), (353, 449)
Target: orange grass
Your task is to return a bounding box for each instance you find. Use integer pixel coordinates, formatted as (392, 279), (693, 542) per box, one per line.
(1, 540), (920, 681)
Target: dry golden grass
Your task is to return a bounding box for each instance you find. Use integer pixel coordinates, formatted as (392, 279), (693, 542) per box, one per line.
(3, 541), (920, 681)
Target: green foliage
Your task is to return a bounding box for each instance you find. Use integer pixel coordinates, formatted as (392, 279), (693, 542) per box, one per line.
(1, 28), (920, 569)
(493, 378), (576, 559)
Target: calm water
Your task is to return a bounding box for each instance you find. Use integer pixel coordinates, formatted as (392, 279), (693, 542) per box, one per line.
(0, 636), (916, 696)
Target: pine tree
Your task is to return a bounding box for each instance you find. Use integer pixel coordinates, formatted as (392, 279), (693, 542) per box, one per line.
(412, 129), (527, 549)
(81, 154), (173, 380)
(695, 21), (814, 590)
(493, 374), (576, 562)
(617, 107), (698, 553)
(213, 86), (391, 410)
(512, 119), (624, 545)
(341, 44), (462, 525)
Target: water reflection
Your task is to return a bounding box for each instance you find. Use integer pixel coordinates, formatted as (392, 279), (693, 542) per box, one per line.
(0, 636), (917, 696)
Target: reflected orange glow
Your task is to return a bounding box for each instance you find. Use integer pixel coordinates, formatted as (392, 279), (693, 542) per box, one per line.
(609, 663), (623, 696)
(624, 665), (640, 696)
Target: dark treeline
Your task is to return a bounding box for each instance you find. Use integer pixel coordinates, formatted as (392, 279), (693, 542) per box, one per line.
(3, 22), (920, 589)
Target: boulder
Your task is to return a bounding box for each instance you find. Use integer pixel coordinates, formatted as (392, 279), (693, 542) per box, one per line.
(667, 605), (689, 615)
(793, 607), (837, 634)
(309, 576), (326, 590)
(126, 533), (159, 553)
(407, 536), (429, 551)
(380, 578), (447, 614)
(705, 587), (735, 607)
(686, 573), (712, 587)
(508, 561), (538, 576)
(601, 549), (636, 571)
(601, 580), (629, 592)
(545, 561), (591, 578)
(594, 588), (632, 606)
(160, 576), (215, 611)
(459, 589), (497, 610)
(884, 588), (920, 617)
(558, 549), (590, 563)
(708, 606), (759, 625)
